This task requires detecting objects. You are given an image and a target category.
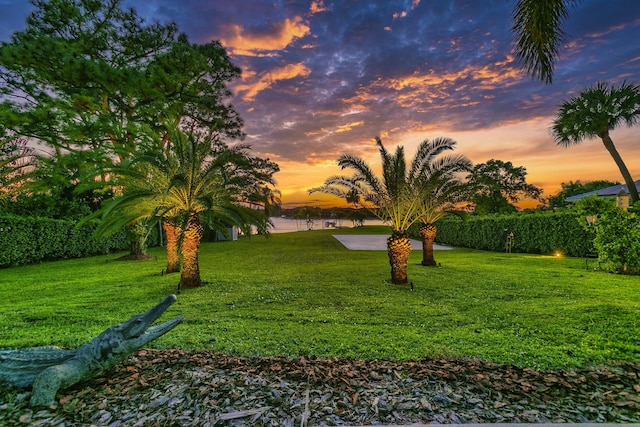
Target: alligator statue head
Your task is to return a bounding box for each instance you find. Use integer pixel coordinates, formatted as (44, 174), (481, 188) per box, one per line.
(94, 294), (184, 360)
(0, 294), (184, 406)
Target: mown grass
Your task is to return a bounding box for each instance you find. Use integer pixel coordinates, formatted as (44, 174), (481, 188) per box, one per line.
(0, 226), (638, 369)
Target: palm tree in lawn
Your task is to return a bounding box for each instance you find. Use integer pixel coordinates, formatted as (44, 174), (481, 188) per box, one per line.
(161, 149), (279, 273)
(511, 0), (581, 84)
(311, 137), (427, 285)
(93, 127), (275, 289)
(162, 216), (182, 274)
(412, 138), (472, 266)
(551, 81), (640, 205)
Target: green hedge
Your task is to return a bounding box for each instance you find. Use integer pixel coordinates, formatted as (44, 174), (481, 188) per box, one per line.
(420, 211), (594, 257)
(0, 214), (133, 267)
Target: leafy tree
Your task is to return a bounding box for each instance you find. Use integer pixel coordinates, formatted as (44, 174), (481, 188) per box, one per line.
(0, 0), (177, 158)
(548, 179), (620, 209)
(311, 137), (463, 284)
(466, 159), (542, 215)
(4, 148), (114, 219)
(0, 0), (241, 151)
(0, 0), (247, 257)
(347, 209), (368, 227)
(412, 138), (471, 266)
(511, 0), (580, 84)
(551, 81), (640, 205)
(87, 125), (278, 289)
(0, 0), (244, 153)
(293, 206), (322, 230)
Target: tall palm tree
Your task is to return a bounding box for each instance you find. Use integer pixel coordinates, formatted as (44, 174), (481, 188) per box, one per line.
(511, 0), (581, 84)
(311, 137), (452, 284)
(91, 127), (276, 289)
(551, 81), (640, 204)
(412, 138), (472, 266)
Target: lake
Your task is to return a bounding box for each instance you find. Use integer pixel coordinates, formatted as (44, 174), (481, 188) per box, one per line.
(268, 216), (386, 233)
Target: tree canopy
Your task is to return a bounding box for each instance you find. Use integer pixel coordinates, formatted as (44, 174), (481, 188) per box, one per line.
(548, 180), (620, 209)
(0, 0), (244, 166)
(466, 159), (542, 214)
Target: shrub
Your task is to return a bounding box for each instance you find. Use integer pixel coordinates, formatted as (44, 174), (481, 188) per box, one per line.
(426, 211), (594, 257)
(571, 196), (640, 274)
(0, 214), (131, 267)
(592, 208), (640, 274)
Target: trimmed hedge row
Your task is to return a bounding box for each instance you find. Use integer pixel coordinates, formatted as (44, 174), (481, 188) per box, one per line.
(0, 214), (132, 267)
(423, 211), (594, 257)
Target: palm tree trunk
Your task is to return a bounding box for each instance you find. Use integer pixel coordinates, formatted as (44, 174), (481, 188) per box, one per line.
(163, 220), (181, 274)
(387, 231), (412, 284)
(600, 131), (639, 204)
(179, 213), (204, 288)
(127, 222), (147, 257)
(419, 222), (437, 266)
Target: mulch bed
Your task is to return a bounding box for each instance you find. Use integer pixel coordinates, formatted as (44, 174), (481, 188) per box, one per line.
(1, 349), (639, 426)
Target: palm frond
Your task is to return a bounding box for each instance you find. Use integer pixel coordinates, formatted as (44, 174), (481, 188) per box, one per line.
(336, 153), (383, 194)
(552, 81), (640, 147)
(511, 0), (578, 84)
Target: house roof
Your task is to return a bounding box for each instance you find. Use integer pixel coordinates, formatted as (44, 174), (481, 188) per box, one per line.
(566, 180), (640, 202)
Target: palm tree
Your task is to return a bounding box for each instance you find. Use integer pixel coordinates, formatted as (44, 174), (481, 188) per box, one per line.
(311, 136), (446, 285)
(412, 138), (472, 266)
(551, 81), (640, 204)
(511, 0), (581, 84)
(91, 127), (276, 289)
(162, 219), (182, 273)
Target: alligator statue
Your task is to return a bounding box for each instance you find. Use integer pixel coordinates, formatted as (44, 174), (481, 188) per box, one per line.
(0, 294), (184, 406)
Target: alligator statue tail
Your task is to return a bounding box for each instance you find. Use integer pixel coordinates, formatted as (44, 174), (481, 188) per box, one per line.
(0, 346), (76, 388)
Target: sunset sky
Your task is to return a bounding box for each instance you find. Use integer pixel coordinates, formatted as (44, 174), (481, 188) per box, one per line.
(1, 0), (639, 208)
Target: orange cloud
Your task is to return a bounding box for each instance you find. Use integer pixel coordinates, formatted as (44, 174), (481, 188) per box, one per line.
(393, 11), (407, 20)
(388, 58), (521, 92)
(236, 62), (312, 101)
(392, 0), (419, 20)
(219, 16), (310, 57)
(335, 120), (365, 133)
(310, 0), (328, 15)
(347, 57), (524, 112)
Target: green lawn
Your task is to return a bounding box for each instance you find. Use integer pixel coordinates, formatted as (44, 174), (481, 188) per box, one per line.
(0, 226), (638, 369)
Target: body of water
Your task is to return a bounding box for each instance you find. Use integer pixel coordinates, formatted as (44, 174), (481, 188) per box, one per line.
(268, 217), (386, 233)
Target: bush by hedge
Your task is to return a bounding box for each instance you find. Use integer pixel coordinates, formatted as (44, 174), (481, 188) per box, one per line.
(591, 206), (640, 274)
(422, 211), (594, 257)
(0, 214), (133, 267)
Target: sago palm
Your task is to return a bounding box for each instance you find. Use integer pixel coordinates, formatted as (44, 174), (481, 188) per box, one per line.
(551, 81), (640, 204)
(311, 137), (448, 284)
(92, 128), (272, 289)
(411, 137), (471, 266)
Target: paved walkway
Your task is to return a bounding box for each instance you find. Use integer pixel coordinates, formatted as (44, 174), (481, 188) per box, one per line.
(332, 234), (452, 251)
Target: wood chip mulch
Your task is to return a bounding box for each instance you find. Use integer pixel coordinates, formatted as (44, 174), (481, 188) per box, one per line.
(1, 349), (639, 426)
